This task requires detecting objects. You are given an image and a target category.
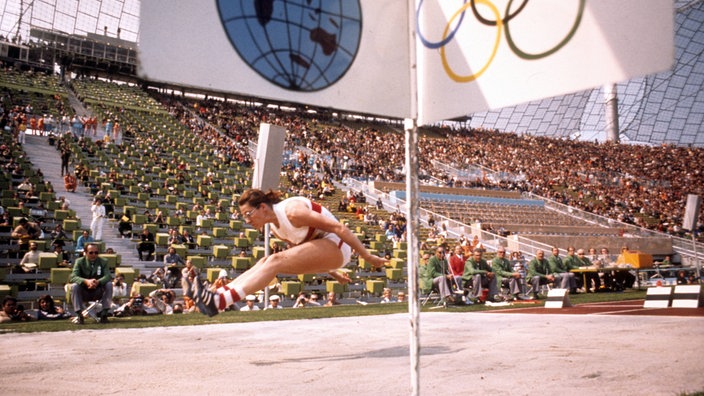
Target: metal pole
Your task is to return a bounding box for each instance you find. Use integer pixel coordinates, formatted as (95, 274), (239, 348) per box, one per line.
(604, 83), (620, 143)
(692, 233), (701, 285)
(405, 118), (420, 396)
(264, 223), (271, 302)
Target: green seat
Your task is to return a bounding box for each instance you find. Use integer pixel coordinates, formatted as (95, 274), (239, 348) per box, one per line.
(393, 250), (407, 259)
(172, 244), (188, 257)
(326, 281), (346, 295)
(297, 273), (314, 282)
(186, 255), (207, 269)
(49, 267), (72, 288)
(115, 267), (136, 284)
(390, 258), (406, 269)
(229, 220), (243, 231)
(366, 280), (385, 296)
(132, 282), (158, 297)
(231, 256), (251, 270)
(155, 233), (170, 246)
(54, 209), (70, 220)
(281, 281), (302, 297)
(212, 227), (227, 238)
(233, 237), (249, 248)
(197, 235), (213, 248)
(38, 252), (58, 270)
(206, 268), (226, 283)
(63, 219), (80, 231)
(252, 246), (265, 260)
(212, 244), (230, 259)
(385, 268), (403, 281)
(99, 254), (119, 270)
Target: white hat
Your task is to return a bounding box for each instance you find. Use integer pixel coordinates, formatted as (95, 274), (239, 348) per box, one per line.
(245, 295), (256, 301)
(218, 269), (228, 279)
(269, 295), (280, 301)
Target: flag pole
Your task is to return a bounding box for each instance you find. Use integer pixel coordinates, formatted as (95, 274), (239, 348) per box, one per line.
(406, 1), (421, 394)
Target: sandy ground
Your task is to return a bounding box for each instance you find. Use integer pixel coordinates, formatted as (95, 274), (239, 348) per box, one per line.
(1, 312), (703, 396)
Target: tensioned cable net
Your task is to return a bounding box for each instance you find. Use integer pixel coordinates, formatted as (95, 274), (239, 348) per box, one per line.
(467, 0), (704, 147)
(0, 0), (701, 146)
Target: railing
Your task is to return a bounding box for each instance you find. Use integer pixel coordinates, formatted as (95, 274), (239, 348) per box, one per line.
(526, 191), (704, 265)
(343, 178), (555, 258)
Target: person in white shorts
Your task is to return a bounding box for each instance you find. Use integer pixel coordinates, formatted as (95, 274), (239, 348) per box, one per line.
(189, 188), (388, 316)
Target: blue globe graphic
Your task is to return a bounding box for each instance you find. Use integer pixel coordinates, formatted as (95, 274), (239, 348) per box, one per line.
(217, 0), (362, 92)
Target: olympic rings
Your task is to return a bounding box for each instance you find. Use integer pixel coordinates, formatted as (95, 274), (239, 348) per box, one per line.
(440, 0), (502, 83)
(416, 0), (468, 49)
(504, 0), (585, 60)
(418, 0), (585, 82)
(471, 0), (529, 27)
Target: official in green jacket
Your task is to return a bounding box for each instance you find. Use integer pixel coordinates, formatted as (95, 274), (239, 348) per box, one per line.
(463, 248), (499, 301)
(491, 248), (523, 300)
(70, 243), (113, 324)
(527, 249), (554, 299)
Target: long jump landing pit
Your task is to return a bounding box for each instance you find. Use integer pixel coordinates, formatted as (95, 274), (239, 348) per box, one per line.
(1, 310), (702, 395)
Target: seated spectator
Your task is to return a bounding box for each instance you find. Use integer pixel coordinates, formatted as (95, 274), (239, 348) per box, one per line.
(114, 291), (146, 317)
(181, 258), (199, 289)
(380, 287), (394, 303)
(396, 291), (406, 303)
(137, 227), (155, 261)
(527, 249), (555, 300)
(118, 210), (133, 238)
(53, 244), (71, 267)
(18, 241), (41, 273)
(50, 224), (68, 247)
(548, 246), (577, 293)
(145, 289), (176, 315)
(11, 217), (42, 252)
(463, 248), (499, 302)
(0, 296), (35, 323)
(181, 229), (196, 249)
(63, 173), (77, 192)
(112, 274), (128, 300)
(75, 230), (94, 255)
(163, 247), (184, 288)
(324, 291), (340, 307)
(148, 267), (165, 285)
(36, 294), (70, 320)
(69, 243), (113, 324)
(265, 294), (283, 310)
(239, 294), (260, 311)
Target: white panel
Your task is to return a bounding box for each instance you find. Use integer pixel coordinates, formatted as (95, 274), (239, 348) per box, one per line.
(417, 0), (674, 124)
(139, 0), (411, 119)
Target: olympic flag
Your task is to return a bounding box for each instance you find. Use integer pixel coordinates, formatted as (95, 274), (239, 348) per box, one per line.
(139, 0), (673, 124)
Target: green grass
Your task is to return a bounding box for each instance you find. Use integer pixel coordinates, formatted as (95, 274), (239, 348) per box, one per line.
(0, 290), (647, 334)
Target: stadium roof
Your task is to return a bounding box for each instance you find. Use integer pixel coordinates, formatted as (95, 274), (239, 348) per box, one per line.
(1, 0), (702, 146)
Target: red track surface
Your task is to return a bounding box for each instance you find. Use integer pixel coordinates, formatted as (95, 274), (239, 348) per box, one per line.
(487, 299), (704, 316)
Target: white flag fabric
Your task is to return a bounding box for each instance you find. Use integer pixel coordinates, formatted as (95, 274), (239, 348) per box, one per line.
(415, 0), (674, 124)
(140, 0), (673, 125)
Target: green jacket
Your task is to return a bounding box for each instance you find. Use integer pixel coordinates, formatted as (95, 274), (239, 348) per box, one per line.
(548, 254), (569, 274)
(70, 256), (111, 286)
(563, 253), (580, 270)
(527, 258), (550, 280)
(421, 255), (447, 293)
(491, 256), (513, 285)
(463, 257), (492, 282)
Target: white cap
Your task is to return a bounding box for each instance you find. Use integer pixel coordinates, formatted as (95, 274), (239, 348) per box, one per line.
(269, 295), (280, 301)
(218, 269), (228, 279)
(245, 295), (256, 301)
